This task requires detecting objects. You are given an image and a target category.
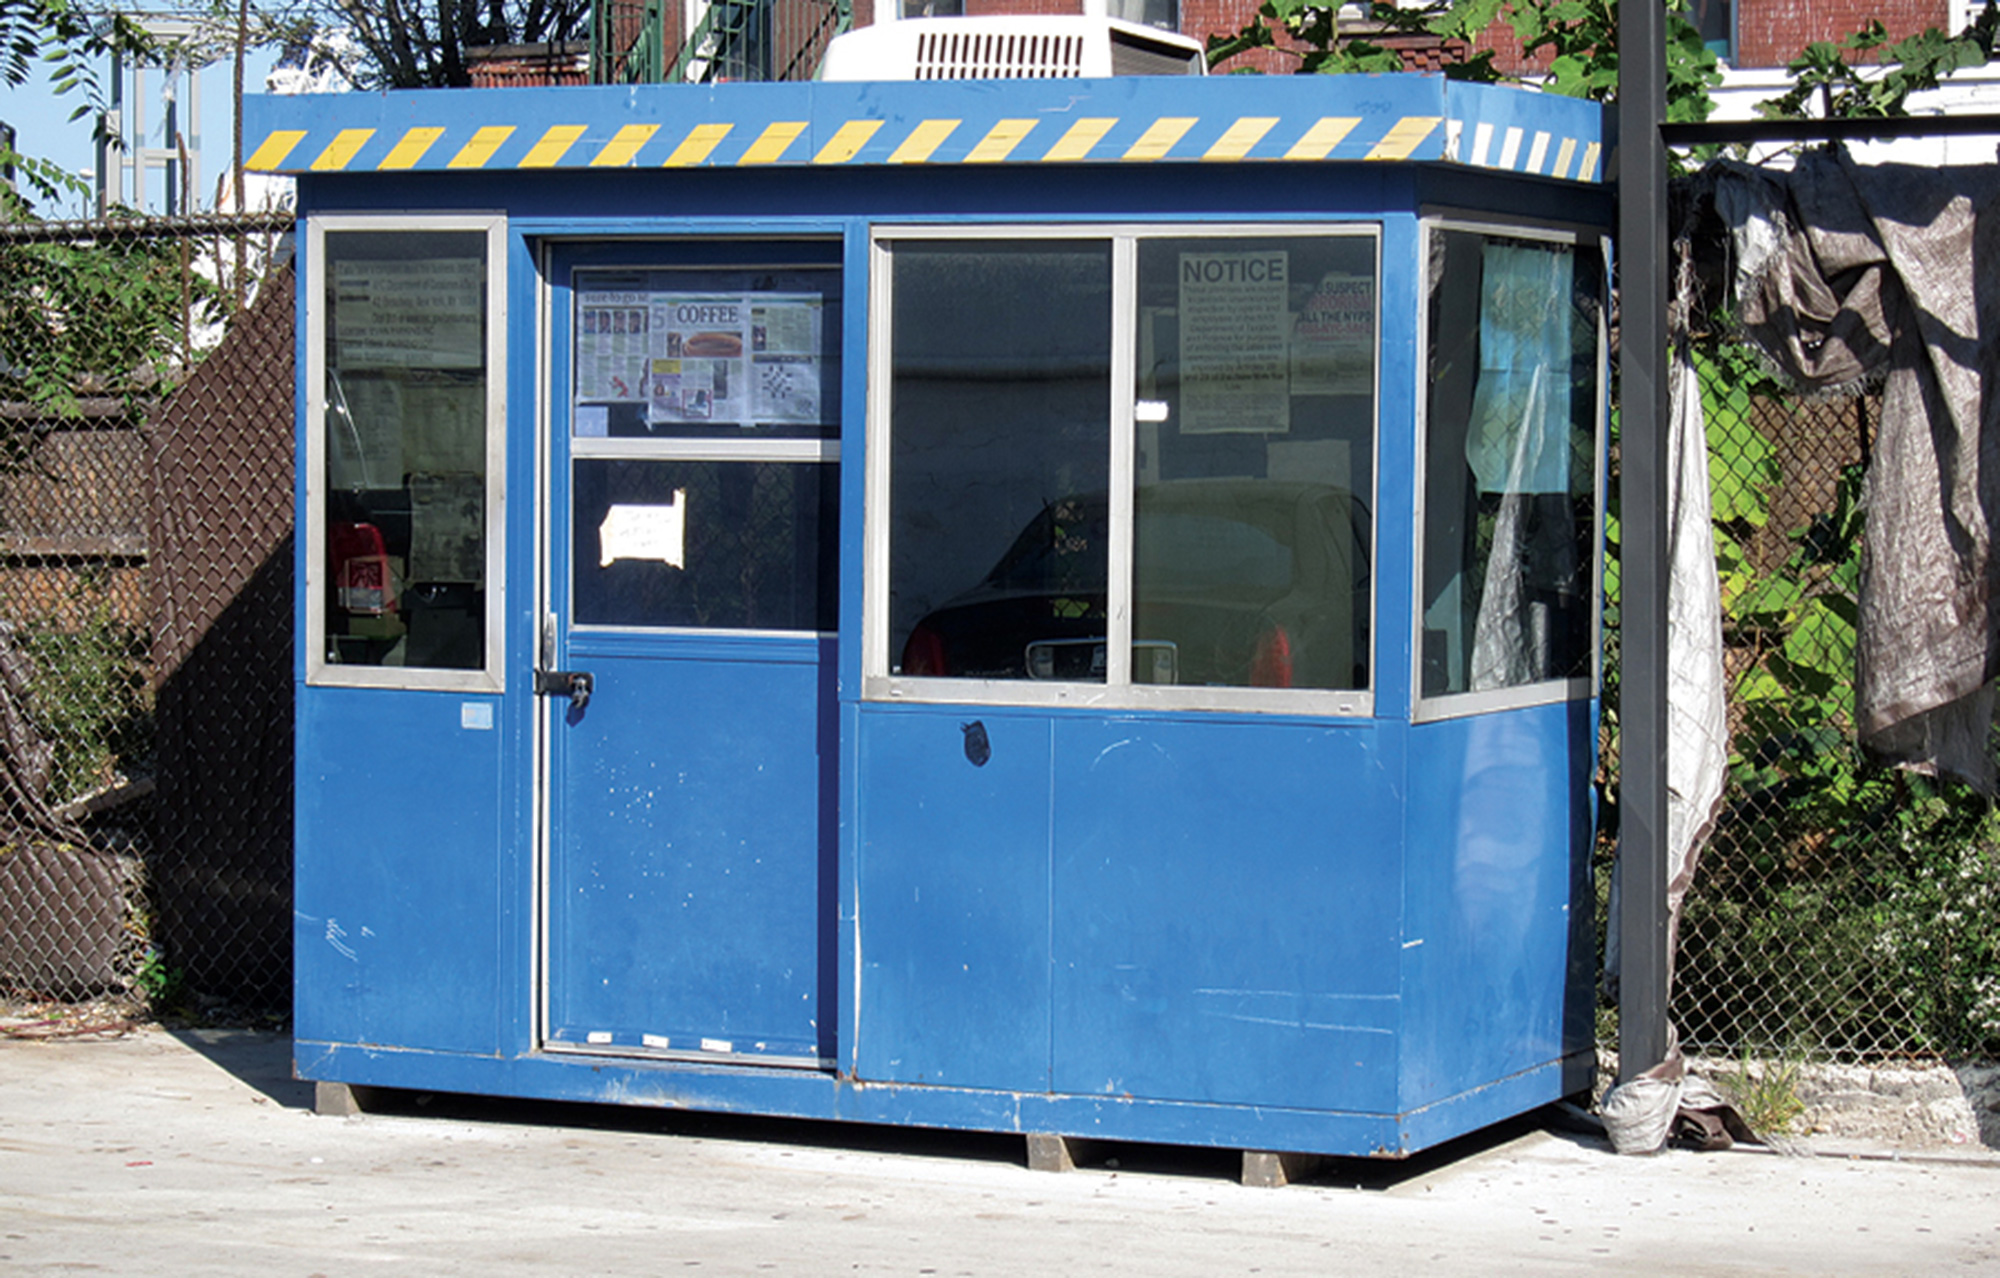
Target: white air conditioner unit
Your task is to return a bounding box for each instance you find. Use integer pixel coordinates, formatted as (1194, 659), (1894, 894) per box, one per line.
(819, 15), (1206, 81)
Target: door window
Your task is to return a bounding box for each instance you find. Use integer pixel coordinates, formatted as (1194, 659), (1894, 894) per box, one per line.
(567, 261), (841, 634)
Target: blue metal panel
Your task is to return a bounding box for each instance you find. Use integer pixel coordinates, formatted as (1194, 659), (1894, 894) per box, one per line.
(1370, 210), (1422, 719)
(1396, 701), (1598, 1111)
(294, 687), (508, 1054)
(1049, 716), (1404, 1113)
(547, 638), (834, 1059)
(853, 708), (1052, 1090)
(248, 76), (1605, 181)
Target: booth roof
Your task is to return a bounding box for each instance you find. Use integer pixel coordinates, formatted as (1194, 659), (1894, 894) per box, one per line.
(246, 74), (1604, 182)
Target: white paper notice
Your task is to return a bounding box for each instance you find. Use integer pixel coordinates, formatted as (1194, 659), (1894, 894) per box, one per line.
(1178, 251), (1291, 435)
(333, 259), (484, 370)
(599, 493), (687, 569)
(1289, 271), (1376, 397)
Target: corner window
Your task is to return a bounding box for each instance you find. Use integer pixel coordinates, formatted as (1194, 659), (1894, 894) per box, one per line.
(1418, 223), (1602, 715)
(869, 226), (1377, 715)
(306, 215), (506, 690)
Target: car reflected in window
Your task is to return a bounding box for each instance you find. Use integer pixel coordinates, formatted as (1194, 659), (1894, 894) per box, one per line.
(901, 478), (1369, 691)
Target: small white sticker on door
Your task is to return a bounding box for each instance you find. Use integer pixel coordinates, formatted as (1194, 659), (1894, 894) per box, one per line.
(599, 491), (687, 569)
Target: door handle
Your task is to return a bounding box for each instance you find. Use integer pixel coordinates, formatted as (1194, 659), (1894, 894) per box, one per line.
(535, 669), (594, 710)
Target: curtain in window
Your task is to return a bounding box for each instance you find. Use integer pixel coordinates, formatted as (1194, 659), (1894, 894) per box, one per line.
(1466, 241), (1578, 692)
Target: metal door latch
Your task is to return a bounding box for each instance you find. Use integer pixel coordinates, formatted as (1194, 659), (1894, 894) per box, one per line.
(535, 669), (594, 710)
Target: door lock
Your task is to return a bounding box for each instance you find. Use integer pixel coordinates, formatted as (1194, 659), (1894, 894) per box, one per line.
(536, 669), (594, 710)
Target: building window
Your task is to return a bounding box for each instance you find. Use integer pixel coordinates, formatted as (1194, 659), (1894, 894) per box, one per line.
(870, 225), (1378, 716)
(1418, 223), (1603, 716)
(307, 215), (506, 690)
(1689, 0), (1731, 60)
(1107, 0), (1179, 31)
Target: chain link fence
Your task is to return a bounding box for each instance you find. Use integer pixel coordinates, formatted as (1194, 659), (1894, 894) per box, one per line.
(0, 212), (295, 1022)
(1665, 342), (2000, 1062)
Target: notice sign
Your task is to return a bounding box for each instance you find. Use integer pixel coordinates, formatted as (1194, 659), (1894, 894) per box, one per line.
(1290, 271), (1375, 397)
(333, 259), (484, 370)
(599, 494), (687, 569)
(1178, 251), (1290, 435)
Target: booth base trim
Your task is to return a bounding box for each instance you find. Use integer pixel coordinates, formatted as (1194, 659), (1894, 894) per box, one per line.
(293, 1040), (1594, 1161)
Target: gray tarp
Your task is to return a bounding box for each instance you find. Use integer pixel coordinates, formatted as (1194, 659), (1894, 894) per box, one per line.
(1710, 150), (2000, 788)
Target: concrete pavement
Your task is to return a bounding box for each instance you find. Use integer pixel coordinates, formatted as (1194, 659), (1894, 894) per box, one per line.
(3, 1025), (1998, 1275)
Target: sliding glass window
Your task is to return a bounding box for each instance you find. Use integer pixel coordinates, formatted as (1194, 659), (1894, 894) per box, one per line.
(869, 225), (1378, 716)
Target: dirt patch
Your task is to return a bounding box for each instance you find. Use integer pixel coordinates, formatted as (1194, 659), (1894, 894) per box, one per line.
(1686, 1056), (2000, 1152)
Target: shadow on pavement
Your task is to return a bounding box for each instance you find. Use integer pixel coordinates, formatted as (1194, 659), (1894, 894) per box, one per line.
(167, 1028), (314, 1110)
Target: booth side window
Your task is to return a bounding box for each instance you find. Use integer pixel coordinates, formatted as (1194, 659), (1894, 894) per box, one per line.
(319, 229), (494, 673)
(1419, 229), (1601, 701)
(884, 229), (1376, 703)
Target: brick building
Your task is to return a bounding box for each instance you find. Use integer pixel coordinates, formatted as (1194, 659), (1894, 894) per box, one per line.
(527, 0), (2000, 145)
(839, 0), (1968, 75)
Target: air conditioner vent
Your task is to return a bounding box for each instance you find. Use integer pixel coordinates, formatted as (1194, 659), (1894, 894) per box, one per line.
(913, 29), (1088, 78)
(821, 16), (1205, 81)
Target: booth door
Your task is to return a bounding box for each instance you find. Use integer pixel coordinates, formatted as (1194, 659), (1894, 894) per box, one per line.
(541, 245), (840, 1066)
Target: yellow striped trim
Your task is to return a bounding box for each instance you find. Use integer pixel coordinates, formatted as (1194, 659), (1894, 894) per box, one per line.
(378, 127), (445, 170)
(1365, 115), (1441, 161)
(310, 129), (374, 172)
(1042, 118), (1117, 162)
(815, 120), (883, 164)
(1578, 141), (1602, 182)
(965, 119), (1038, 163)
(521, 125), (588, 168)
(448, 126), (515, 169)
(663, 123), (732, 167)
(246, 130), (307, 172)
(1123, 117), (1196, 161)
(1204, 117), (1277, 161)
(1282, 117), (1361, 160)
(1551, 136), (1578, 181)
(741, 122), (807, 164)
(591, 124), (659, 167)
(888, 119), (959, 164)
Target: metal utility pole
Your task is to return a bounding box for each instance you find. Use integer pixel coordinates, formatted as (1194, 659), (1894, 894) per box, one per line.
(1615, 0), (1672, 1082)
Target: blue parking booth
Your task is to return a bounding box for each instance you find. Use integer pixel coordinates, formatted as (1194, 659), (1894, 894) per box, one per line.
(265, 69), (1611, 1173)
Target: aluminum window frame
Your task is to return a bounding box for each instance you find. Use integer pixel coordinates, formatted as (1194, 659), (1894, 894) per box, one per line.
(304, 211), (509, 693)
(1410, 213), (1609, 724)
(864, 221), (1381, 718)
